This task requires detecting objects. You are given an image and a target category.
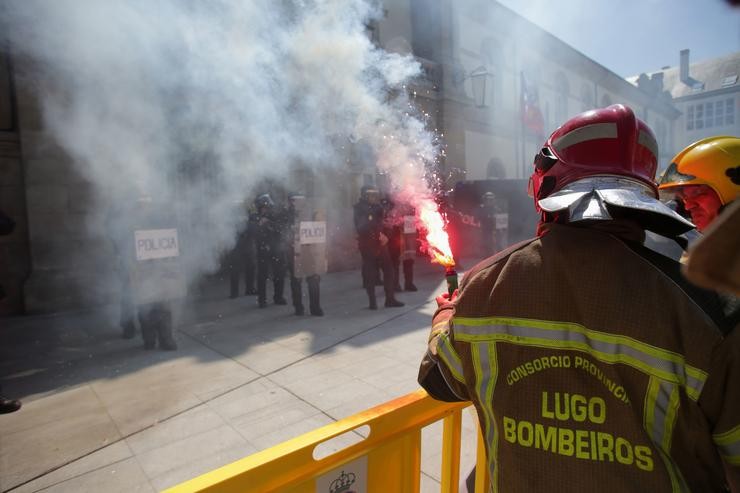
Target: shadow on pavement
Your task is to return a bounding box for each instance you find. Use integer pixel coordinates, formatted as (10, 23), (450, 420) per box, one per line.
(0, 258), (482, 402)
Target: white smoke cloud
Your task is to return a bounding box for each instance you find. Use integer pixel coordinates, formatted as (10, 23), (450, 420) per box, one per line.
(1, 0), (441, 290)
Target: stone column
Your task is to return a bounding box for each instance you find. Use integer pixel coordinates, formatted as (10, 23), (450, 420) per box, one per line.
(14, 58), (116, 313)
(0, 52), (30, 316)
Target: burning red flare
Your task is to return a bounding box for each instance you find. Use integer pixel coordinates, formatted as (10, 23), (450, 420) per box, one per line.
(418, 198), (455, 267)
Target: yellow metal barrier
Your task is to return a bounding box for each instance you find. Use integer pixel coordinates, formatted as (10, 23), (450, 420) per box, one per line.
(165, 389), (488, 493)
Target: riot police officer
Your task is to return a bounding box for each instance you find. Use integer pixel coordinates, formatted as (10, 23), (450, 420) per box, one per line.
(381, 194), (403, 292)
(354, 185), (403, 309)
(396, 201), (418, 291)
(287, 193), (326, 316)
(228, 200), (257, 298)
(477, 191), (510, 255)
(383, 195), (417, 292)
(476, 191), (497, 255)
(113, 192), (181, 350)
(253, 193), (287, 308)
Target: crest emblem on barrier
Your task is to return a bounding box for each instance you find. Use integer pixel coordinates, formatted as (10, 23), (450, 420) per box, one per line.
(329, 470), (356, 493)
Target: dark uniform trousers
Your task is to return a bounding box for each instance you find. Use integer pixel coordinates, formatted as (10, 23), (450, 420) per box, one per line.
(289, 262), (321, 315)
(257, 245), (286, 304)
(229, 232), (256, 297)
(388, 227), (402, 290)
(120, 272), (137, 337)
(138, 302), (174, 349)
(361, 245), (394, 304)
(120, 289), (175, 350)
(387, 230), (416, 290)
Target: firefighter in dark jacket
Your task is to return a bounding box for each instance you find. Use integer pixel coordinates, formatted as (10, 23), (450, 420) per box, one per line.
(419, 105), (740, 492)
(254, 193), (287, 308)
(353, 185), (403, 309)
(658, 136), (740, 234)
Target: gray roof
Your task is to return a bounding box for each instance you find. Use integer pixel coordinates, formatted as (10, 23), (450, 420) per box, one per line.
(627, 52), (740, 99)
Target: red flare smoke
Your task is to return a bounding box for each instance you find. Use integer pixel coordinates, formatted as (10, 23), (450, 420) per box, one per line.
(418, 198), (455, 267)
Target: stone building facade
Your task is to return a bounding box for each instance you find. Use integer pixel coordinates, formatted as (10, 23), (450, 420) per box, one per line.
(374, 0), (680, 183)
(1, 1), (683, 316)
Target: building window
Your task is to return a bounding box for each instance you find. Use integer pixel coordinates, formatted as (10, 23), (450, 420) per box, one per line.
(689, 99), (736, 130)
(705, 102), (714, 128)
(727, 98), (735, 125)
(715, 100), (725, 126)
(695, 103), (704, 129)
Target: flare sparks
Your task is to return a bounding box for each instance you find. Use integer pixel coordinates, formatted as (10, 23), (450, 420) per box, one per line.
(417, 198), (455, 268)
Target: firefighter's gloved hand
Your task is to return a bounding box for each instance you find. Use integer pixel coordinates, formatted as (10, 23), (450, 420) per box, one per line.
(435, 289), (458, 307)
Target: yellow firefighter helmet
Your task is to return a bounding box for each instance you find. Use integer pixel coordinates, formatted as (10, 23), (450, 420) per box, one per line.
(658, 135), (740, 206)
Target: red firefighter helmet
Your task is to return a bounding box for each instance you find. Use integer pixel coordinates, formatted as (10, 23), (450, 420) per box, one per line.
(529, 104), (693, 236)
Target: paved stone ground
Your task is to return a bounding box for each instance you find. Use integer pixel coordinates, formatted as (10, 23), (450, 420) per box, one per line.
(0, 260), (481, 492)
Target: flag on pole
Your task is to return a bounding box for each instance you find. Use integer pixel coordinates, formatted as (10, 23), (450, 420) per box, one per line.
(520, 71), (545, 139)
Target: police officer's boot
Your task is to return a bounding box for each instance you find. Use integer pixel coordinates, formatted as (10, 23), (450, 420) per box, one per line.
(257, 278), (267, 308)
(366, 286), (377, 310)
(291, 277), (304, 315)
(307, 275), (323, 316)
(403, 259), (417, 291)
(383, 264), (404, 308)
(384, 296), (405, 308)
(0, 395), (21, 414)
(154, 304), (177, 351)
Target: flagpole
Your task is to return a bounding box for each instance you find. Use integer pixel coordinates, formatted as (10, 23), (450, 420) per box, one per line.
(519, 71), (526, 179)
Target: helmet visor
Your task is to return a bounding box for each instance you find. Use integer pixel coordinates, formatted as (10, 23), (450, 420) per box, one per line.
(659, 162), (697, 187)
(538, 175), (695, 236)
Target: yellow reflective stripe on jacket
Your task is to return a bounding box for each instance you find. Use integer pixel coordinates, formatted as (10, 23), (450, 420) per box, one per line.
(428, 321), (448, 344)
(713, 424), (740, 465)
(644, 378), (680, 452)
(471, 342), (499, 491)
(644, 377), (688, 492)
(436, 332), (465, 383)
(452, 316), (707, 401)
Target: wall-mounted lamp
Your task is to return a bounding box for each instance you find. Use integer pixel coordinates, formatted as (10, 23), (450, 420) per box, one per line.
(469, 66), (490, 108)
(455, 65), (490, 108)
